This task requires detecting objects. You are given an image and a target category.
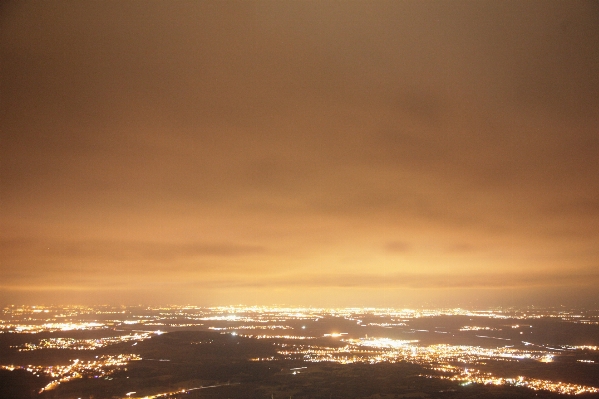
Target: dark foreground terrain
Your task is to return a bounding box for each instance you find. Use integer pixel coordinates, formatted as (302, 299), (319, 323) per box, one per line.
(2, 330), (599, 399)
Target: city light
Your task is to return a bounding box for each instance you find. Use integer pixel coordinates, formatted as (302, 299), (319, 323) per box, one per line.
(2, 305), (598, 396)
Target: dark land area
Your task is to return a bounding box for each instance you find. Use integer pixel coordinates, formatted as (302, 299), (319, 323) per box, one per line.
(2, 330), (599, 399)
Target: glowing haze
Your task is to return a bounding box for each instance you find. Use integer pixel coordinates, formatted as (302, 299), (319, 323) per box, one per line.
(1, 1), (598, 307)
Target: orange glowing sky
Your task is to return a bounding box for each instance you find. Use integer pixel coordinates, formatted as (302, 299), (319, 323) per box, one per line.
(1, 1), (598, 307)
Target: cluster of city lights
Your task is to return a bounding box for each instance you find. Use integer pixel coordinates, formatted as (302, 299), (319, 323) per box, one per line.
(2, 354), (141, 393)
(459, 326), (499, 331)
(365, 322), (407, 327)
(12, 332), (153, 351)
(2, 305), (598, 396)
(570, 345), (598, 351)
(209, 325), (292, 331)
(2, 322), (107, 333)
(235, 333), (315, 340)
(431, 368), (599, 395)
(258, 336), (599, 395)
(271, 337), (561, 364)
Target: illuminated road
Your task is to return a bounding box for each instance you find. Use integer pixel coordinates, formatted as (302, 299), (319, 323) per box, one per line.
(128, 382), (240, 399)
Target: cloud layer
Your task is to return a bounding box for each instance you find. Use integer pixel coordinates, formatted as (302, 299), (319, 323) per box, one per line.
(1, 1), (598, 306)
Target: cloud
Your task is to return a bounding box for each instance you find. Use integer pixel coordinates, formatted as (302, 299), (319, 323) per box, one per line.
(384, 241), (411, 253)
(0, 238), (265, 265)
(210, 270), (599, 290)
(444, 243), (477, 254)
(1, 1), (598, 305)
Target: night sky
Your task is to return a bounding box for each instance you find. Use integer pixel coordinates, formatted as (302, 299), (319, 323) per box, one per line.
(1, 1), (598, 307)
